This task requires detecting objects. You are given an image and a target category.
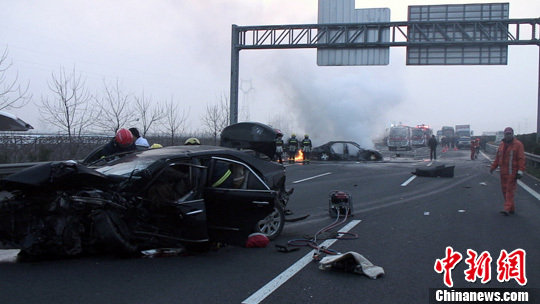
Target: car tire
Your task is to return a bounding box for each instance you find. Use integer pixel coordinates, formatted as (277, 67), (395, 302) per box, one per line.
(254, 200), (285, 240)
(320, 153), (330, 161)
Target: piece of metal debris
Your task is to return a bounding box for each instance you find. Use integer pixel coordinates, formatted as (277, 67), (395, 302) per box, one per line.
(141, 248), (185, 258)
(319, 251), (385, 279)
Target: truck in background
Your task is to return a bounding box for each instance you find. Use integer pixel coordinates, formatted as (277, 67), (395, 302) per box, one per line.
(411, 124), (433, 147)
(455, 124), (472, 149)
(387, 125), (412, 151)
(411, 127), (426, 147)
(441, 126), (455, 148)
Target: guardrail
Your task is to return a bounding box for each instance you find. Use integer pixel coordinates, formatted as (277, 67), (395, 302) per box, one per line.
(486, 143), (540, 169)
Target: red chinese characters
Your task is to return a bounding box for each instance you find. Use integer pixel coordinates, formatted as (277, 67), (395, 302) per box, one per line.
(464, 249), (492, 284)
(497, 249), (527, 286)
(435, 247), (527, 287)
(434, 246), (463, 288)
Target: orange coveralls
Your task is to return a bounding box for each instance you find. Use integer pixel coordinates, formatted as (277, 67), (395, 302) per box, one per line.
(470, 141), (477, 160)
(490, 139), (526, 212)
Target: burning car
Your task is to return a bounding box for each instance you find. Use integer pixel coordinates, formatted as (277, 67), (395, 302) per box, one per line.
(311, 141), (383, 161)
(0, 141), (292, 259)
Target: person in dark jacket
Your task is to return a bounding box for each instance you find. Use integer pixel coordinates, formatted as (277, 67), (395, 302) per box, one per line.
(274, 133), (284, 164)
(428, 135), (438, 160)
(301, 134), (312, 164)
(287, 134), (299, 163)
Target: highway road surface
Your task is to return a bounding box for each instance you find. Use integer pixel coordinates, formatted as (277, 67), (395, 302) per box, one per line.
(0, 147), (539, 304)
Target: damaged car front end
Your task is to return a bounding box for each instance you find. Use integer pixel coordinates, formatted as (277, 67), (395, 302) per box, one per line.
(0, 144), (292, 259)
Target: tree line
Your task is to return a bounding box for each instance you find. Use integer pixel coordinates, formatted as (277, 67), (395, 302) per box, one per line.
(0, 47), (231, 147)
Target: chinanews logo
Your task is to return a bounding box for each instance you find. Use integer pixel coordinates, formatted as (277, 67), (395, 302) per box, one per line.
(434, 246), (526, 287)
(430, 247), (535, 304)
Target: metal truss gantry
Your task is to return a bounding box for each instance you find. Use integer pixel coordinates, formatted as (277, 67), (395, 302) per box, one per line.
(230, 18), (540, 132)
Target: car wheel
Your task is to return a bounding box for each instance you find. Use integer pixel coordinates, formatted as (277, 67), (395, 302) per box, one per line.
(320, 153), (330, 161)
(255, 200), (284, 240)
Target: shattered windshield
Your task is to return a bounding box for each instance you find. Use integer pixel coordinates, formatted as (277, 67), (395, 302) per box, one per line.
(96, 158), (156, 176)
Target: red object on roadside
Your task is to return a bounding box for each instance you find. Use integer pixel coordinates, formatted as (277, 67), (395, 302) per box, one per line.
(246, 233), (270, 248)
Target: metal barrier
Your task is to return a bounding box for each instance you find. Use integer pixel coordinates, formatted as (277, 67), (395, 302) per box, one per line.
(486, 143), (540, 169)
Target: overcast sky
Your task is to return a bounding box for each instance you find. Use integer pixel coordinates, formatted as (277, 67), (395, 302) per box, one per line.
(1, 0), (538, 147)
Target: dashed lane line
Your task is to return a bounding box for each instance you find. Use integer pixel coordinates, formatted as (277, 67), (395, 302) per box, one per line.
(401, 175), (416, 187)
(292, 172), (332, 184)
(241, 220), (362, 304)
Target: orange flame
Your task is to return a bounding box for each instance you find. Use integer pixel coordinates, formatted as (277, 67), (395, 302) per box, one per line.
(295, 150), (304, 162)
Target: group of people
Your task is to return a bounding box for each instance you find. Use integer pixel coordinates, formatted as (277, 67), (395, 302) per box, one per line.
(94, 126), (527, 218)
(427, 135), (482, 161)
(274, 133), (312, 164)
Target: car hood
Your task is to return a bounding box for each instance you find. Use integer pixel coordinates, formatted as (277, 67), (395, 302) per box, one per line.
(220, 122), (278, 159)
(1, 160), (112, 191)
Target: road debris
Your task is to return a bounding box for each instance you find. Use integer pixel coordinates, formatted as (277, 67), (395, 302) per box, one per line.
(319, 251), (385, 279)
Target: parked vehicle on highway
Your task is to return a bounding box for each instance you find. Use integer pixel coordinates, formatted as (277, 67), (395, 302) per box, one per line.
(387, 126), (412, 151)
(311, 141), (383, 161)
(411, 124), (433, 147)
(0, 131), (293, 259)
(455, 124), (472, 149)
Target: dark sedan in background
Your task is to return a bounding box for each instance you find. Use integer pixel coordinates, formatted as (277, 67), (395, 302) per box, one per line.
(311, 141), (383, 161)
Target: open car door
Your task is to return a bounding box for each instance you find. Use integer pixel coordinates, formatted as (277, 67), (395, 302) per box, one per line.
(144, 162), (209, 243)
(203, 157), (276, 245)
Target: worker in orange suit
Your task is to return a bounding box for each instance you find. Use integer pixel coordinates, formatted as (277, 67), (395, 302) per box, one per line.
(489, 127), (525, 216)
(470, 139), (477, 160)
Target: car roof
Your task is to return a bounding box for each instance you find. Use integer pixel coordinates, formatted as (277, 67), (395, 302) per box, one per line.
(130, 145), (283, 174)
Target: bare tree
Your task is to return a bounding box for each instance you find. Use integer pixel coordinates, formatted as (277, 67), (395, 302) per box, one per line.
(0, 47), (31, 110)
(95, 79), (134, 133)
(162, 97), (188, 145)
(202, 94), (230, 145)
(39, 67), (95, 141)
(134, 91), (165, 136)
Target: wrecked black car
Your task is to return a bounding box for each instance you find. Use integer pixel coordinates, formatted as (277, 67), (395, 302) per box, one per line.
(311, 141), (383, 161)
(0, 145), (292, 258)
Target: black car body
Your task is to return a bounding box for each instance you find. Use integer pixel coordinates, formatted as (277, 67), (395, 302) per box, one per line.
(311, 141), (383, 161)
(0, 145), (290, 258)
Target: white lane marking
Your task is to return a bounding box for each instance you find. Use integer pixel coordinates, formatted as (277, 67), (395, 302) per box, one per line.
(292, 172), (332, 184)
(517, 180), (540, 201)
(401, 175), (416, 187)
(0, 249), (19, 262)
(241, 219), (362, 304)
(481, 151), (540, 200)
(480, 150), (491, 161)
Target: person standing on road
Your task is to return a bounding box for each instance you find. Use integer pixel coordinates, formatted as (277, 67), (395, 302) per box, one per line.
(428, 135), (438, 160)
(470, 139), (477, 160)
(301, 134), (312, 164)
(490, 127), (525, 216)
(287, 134), (298, 163)
(275, 132), (284, 164)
